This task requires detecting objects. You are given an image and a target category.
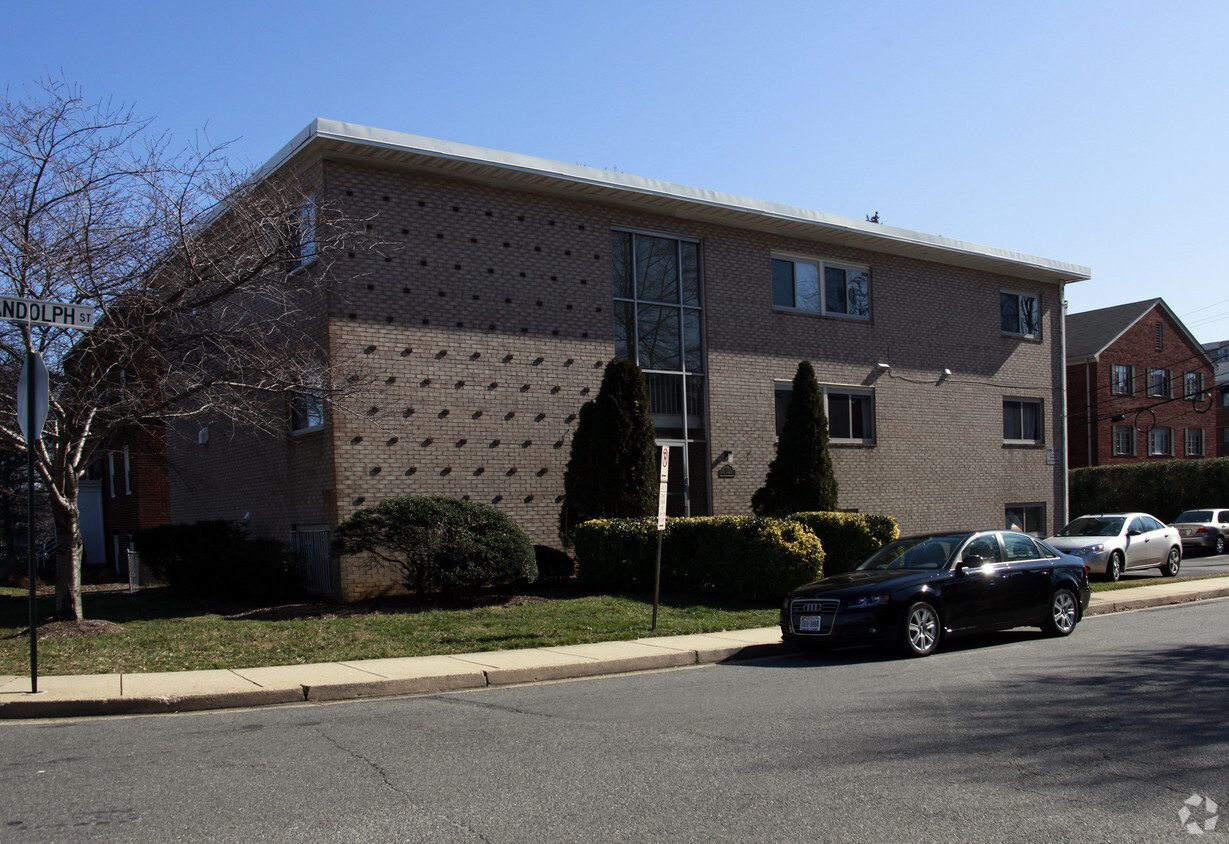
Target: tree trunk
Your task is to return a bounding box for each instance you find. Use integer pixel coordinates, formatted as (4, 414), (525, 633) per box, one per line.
(51, 486), (83, 621)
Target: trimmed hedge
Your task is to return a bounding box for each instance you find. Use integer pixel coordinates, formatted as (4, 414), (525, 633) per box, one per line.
(788, 512), (900, 576)
(335, 495), (536, 596)
(134, 521), (303, 602)
(1070, 458), (1229, 523)
(573, 516), (824, 602)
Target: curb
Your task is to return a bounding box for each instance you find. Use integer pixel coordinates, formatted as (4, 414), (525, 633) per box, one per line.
(3, 584), (1227, 720)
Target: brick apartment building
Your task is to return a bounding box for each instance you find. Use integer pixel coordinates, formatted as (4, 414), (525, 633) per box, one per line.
(96, 425), (170, 577)
(166, 120), (1090, 601)
(1067, 299), (1216, 467)
(1202, 339), (1229, 457)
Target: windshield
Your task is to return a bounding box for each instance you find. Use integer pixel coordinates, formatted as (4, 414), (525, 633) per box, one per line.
(1056, 516), (1124, 537)
(1175, 511), (1212, 522)
(856, 535), (968, 571)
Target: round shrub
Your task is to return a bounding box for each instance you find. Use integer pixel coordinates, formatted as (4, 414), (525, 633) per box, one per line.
(336, 495), (536, 597)
(533, 545), (576, 584)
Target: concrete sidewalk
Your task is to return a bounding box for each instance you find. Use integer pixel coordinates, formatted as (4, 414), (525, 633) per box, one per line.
(3, 577), (1228, 720)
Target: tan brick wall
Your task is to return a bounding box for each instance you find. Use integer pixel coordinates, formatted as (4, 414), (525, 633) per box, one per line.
(169, 155), (1071, 600)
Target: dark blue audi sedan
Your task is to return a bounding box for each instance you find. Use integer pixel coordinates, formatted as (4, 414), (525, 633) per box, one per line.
(781, 530), (1092, 657)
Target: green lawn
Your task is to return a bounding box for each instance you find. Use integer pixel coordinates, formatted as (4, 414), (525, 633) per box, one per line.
(0, 585), (780, 676)
(3, 572), (1221, 677)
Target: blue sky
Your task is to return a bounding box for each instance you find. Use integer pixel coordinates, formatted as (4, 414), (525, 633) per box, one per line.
(5, 0), (1228, 341)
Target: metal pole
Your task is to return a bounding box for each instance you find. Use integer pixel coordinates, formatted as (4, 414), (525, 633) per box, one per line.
(25, 346), (38, 694)
(651, 532), (662, 631)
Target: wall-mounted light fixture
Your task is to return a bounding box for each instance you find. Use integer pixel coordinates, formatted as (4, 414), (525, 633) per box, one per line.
(720, 450), (734, 463)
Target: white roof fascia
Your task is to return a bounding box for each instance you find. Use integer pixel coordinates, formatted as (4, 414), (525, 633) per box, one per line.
(261, 119), (1091, 284)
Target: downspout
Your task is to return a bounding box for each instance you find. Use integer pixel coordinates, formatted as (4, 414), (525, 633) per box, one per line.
(1059, 287), (1070, 528)
(1085, 360), (1093, 466)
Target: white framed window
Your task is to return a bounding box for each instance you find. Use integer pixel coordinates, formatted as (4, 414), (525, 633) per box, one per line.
(290, 365), (325, 432)
(1146, 368), (1170, 397)
(1185, 371), (1205, 399)
(1003, 398), (1043, 444)
(107, 452), (116, 498)
(774, 382), (875, 444)
(1148, 426), (1173, 456)
(1222, 390), (1229, 408)
(287, 195), (317, 272)
(1112, 424), (1134, 456)
(1110, 364), (1133, 395)
(1000, 291), (1040, 338)
(1186, 428), (1205, 456)
(771, 254), (870, 319)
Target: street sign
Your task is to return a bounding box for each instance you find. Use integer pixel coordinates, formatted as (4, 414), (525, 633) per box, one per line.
(16, 351), (48, 442)
(0, 295), (95, 330)
(656, 446), (670, 530)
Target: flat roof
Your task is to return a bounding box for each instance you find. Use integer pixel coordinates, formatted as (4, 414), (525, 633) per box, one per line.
(263, 119), (1091, 286)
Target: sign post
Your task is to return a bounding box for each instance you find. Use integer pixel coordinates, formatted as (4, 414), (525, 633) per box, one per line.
(651, 446), (669, 631)
(5, 296), (95, 695)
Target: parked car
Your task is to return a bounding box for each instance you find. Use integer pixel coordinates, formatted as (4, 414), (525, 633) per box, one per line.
(780, 530), (1091, 658)
(1169, 509), (1229, 556)
(1046, 513), (1181, 581)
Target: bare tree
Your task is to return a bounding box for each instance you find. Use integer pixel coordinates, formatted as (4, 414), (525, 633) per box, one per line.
(0, 78), (374, 621)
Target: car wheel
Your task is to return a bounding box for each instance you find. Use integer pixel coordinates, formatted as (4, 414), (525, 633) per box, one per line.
(1160, 546), (1181, 577)
(1215, 536), (1225, 556)
(1042, 588), (1079, 637)
(898, 601), (940, 657)
(1105, 551), (1123, 582)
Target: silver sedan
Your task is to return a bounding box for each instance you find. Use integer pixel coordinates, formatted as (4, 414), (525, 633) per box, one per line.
(1046, 512), (1182, 581)
(1169, 509), (1229, 556)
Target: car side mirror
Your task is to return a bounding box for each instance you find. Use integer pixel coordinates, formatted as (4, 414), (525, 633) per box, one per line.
(1127, 529), (1142, 537)
(957, 555), (985, 573)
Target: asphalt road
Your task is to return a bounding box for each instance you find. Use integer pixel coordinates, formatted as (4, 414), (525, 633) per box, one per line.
(2, 598), (1227, 843)
(1115, 547), (1229, 581)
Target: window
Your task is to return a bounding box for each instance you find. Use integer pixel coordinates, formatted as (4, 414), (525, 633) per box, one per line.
(1148, 426), (1173, 456)
(1222, 390), (1229, 408)
(1186, 428), (1205, 457)
(1000, 292), (1040, 337)
(1155, 322), (1164, 351)
(1185, 372), (1205, 399)
(287, 195), (317, 271)
(123, 444), (132, 496)
(1002, 399), (1042, 444)
(1003, 532), (1048, 560)
(107, 452), (116, 498)
(1005, 505), (1045, 536)
(1146, 368), (1170, 397)
(1223, 427), (1229, 445)
(1112, 425), (1134, 456)
(775, 383), (875, 444)
(772, 255), (869, 319)
(291, 366), (325, 431)
(1110, 364), (1133, 395)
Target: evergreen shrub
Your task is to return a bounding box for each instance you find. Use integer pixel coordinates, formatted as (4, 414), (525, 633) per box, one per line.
(134, 521), (303, 602)
(336, 495), (536, 596)
(1070, 457), (1229, 523)
(789, 512), (900, 575)
(574, 515), (824, 602)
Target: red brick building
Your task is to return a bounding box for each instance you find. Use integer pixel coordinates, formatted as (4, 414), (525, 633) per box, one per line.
(98, 425), (170, 577)
(1066, 299), (1216, 467)
(165, 121), (1090, 600)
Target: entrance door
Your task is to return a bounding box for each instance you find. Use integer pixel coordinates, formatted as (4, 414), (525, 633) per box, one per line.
(657, 440), (709, 517)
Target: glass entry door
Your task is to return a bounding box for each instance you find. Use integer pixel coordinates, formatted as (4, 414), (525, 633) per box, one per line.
(657, 439), (709, 517)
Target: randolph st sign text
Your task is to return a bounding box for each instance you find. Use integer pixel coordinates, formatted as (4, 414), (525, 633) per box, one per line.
(0, 295), (95, 330)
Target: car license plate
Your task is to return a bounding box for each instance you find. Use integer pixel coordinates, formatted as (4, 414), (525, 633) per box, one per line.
(799, 615), (826, 633)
